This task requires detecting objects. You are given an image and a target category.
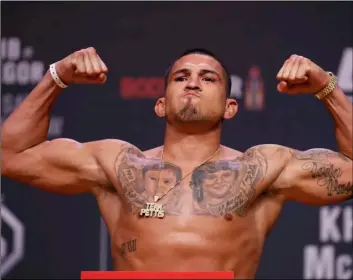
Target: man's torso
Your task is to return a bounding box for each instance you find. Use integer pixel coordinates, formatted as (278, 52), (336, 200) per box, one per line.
(92, 143), (286, 277)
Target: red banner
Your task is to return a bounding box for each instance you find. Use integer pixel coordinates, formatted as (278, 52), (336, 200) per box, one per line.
(81, 271), (234, 279)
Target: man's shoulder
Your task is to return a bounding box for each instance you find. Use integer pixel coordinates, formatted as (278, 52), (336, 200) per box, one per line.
(223, 144), (293, 162)
(142, 146), (163, 158)
(202, 144), (286, 161)
(87, 140), (163, 162)
(220, 145), (243, 160)
(84, 139), (145, 160)
(244, 144), (291, 154)
(85, 139), (129, 151)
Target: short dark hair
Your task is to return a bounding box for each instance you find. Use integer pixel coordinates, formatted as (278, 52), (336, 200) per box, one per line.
(164, 48), (232, 97)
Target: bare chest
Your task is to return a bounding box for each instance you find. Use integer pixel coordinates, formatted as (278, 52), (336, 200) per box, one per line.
(111, 212), (262, 275)
(115, 149), (266, 219)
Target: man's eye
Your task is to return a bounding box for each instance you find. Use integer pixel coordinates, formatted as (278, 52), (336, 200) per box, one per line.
(175, 77), (187, 82)
(203, 77), (215, 82)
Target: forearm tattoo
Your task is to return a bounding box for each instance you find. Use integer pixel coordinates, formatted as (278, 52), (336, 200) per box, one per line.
(292, 148), (353, 196)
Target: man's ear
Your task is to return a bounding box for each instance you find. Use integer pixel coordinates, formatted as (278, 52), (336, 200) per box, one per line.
(223, 98), (238, 120)
(155, 97), (166, 118)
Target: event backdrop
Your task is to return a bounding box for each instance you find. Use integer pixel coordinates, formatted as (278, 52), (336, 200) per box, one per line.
(1, 2), (352, 279)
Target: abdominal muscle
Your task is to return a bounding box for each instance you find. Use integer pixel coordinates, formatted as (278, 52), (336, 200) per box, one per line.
(110, 214), (264, 278)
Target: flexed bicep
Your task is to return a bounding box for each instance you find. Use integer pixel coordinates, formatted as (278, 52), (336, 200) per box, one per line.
(1, 138), (122, 194)
(275, 148), (353, 205)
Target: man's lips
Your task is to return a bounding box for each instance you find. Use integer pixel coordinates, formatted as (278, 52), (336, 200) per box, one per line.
(184, 92), (199, 97)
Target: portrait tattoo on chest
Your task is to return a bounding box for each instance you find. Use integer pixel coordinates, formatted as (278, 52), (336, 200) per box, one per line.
(116, 146), (184, 216)
(190, 147), (268, 217)
(116, 146), (269, 218)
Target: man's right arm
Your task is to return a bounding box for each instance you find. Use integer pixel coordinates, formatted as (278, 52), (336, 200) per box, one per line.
(1, 47), (115, 194)
(2, 139), (123, 194)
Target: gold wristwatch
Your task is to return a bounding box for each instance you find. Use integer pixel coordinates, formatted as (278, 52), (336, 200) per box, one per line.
(315, 72), (338, 100)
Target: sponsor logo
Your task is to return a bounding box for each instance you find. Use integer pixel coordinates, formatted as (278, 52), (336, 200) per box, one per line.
(244, 66), (264, 111)
(120, 73), (246, 102)
(120, 76), (165, 99)
(303, 206), (352, 279)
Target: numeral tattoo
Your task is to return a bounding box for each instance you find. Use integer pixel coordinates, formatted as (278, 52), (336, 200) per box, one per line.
(120, 238), (137, 257)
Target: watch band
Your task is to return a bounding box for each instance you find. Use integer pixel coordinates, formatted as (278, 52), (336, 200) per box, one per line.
(315, 72), (337, 100)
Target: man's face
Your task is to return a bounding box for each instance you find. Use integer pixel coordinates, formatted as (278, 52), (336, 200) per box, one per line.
(163, 53), (228, 124)
(203, 169), (237, 199)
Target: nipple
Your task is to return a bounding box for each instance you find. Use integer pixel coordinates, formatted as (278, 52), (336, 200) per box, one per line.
(224, 213), (233, 221)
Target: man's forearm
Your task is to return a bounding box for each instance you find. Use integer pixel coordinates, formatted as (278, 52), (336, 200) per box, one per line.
(1, 70), (62, 153)
(322, 86), (353, 159)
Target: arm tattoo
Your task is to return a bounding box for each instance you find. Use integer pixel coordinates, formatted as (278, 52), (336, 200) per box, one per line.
(190, 147), (268, 217)
(292, 148), (353, 196)
(302, 162), (352, 196)
(291, 148), (351, 162)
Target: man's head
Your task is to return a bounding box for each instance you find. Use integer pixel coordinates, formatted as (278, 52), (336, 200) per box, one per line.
(165, 49), (233, 97)
(155, 49), (238, 128)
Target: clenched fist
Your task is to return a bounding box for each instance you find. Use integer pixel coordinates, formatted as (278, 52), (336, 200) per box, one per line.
(276, 54), (331, 95)
(55, 47), (108, 85)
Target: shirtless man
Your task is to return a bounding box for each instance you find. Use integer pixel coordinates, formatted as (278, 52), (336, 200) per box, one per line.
(1, 47), (352, 278)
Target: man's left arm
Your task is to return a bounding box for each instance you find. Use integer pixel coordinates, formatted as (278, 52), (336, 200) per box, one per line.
(273, 148), (352, 205)
(272, 55), (353, 204)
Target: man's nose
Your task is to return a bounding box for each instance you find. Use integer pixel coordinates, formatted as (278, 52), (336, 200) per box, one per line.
(185, 75), (201, 90)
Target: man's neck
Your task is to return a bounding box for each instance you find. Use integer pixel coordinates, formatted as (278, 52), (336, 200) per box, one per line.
(162, 123), (222, 165)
